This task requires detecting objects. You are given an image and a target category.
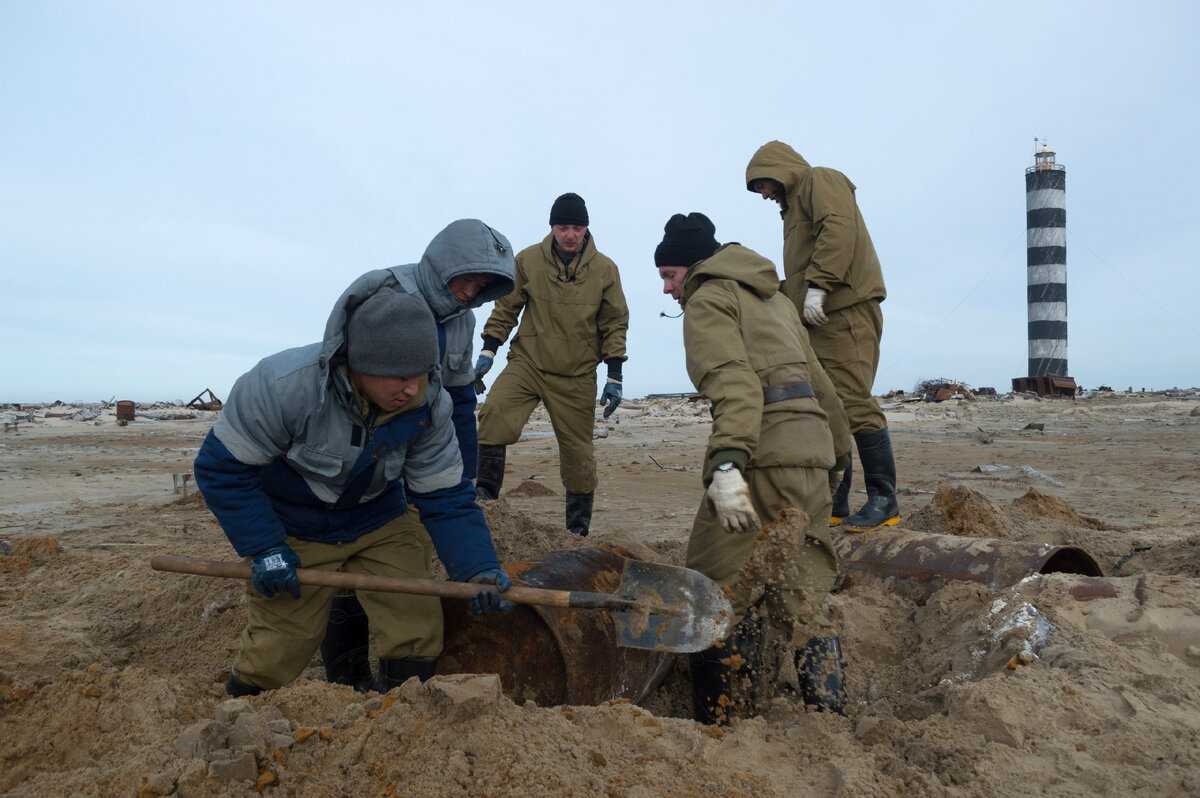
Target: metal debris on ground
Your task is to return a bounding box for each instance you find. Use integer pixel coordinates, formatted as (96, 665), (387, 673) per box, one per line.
(1019, 465), (1064, 487)
(186, 388), (224, 411)
(915, 378), (976, 403)
(1011, 375), (1077, 398)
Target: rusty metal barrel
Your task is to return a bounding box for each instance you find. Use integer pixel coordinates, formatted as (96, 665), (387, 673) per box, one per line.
(115, 400), (136, 421)
(833, 528), (1102, 599)
(437, 544), (673, 707)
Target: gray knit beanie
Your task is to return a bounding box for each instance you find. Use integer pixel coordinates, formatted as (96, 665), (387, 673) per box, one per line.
(346, 288), (439, 377)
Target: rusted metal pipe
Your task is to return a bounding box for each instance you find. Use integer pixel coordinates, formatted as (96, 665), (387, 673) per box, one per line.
(437, 544), (674, 707)
(833, 528), (1102, 599)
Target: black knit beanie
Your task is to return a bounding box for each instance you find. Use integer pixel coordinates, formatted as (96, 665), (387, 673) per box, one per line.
(654, 212), (719, 268)
(549, 192), (589, 226)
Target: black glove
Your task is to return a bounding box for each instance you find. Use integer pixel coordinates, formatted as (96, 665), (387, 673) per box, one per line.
(600, 380), (623, 419)
(250, 544), (301, 599)
(467, 568), (514, 616)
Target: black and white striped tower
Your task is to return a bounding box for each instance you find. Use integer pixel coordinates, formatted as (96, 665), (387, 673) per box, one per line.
(1025, 142), (1067, 376)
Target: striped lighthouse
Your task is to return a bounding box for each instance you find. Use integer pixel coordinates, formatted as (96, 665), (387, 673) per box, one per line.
(1025, 143), (1068, 377)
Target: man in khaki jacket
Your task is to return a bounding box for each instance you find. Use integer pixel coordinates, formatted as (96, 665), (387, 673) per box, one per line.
(655, 212), (847, 723)
(745, 141), (900, 531)
(474, 193), (629, 536)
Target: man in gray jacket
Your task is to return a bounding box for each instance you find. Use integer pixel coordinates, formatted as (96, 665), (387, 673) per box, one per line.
(319, 219), (517, 690)
(194, 271), (513, 696)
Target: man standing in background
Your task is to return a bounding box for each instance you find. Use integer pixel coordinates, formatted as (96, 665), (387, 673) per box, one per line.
(474, 193), (629, 537)
(745, 141), (901, 531)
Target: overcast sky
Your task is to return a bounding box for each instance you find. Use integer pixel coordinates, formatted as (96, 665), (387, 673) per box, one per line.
(2, 1), (1197, 403)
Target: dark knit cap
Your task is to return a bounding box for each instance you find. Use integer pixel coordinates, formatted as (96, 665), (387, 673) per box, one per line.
(549, 192), (589, 226)
(654, 212), (719, 268)
(347, 288), (439, 378)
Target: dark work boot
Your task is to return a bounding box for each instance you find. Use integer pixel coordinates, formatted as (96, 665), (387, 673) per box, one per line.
(565, 491), (594, 537)
(830, 454), (852, 526)
(476, 444), (507, 501)
(225, 672), (264, 697)
(689, 646), (733, 725)
(796, 636), (847, 715)
(375, 657), (438, 692)
(688, 615), (764, 725)
(843, 428), (901, 531)
(321, 591), (373, 692)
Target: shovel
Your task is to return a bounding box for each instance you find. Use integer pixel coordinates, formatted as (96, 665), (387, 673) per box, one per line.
(150, 555), (733, 654)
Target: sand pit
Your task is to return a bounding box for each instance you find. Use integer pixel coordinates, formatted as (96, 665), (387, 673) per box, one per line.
(2, 395), (1200, 795)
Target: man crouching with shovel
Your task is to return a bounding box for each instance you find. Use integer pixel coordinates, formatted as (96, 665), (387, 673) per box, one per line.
(655, 213), (847, 722)
(193, 285), (513, 698)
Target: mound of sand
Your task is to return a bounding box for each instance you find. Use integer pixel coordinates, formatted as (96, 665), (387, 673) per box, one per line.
(1011, 487), (1107, 529)
(504, 479), (557, 498)
(906, 484), (1009, 538)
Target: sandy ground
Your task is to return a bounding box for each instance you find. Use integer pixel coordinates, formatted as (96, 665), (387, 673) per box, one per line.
(2, 393), (1199, 796)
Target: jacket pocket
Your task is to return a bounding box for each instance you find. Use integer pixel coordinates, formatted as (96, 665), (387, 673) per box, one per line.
(286, 445), (345, 479)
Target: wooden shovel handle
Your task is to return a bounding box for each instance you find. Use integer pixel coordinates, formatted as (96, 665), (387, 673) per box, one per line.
(149, 555), (639, 612)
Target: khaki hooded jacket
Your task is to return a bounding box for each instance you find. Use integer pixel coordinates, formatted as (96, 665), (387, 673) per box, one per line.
(681, 244), (836, 483)
(746, 141), (886, 314)
(482, 234), (629, 378)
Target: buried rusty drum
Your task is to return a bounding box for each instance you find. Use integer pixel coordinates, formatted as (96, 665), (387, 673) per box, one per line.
(437, 544), (674, 707)
(833, 528), (1102, 599)
(115, 400), (136, 422)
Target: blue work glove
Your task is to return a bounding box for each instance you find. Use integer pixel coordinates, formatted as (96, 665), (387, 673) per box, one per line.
(474, 351), (495, 382)
(600, 380), (623, 419)
(468, 568), (514, 616)
(249, 544), (301, 599)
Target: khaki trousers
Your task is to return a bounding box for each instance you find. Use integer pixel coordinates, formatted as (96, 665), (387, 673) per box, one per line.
(685, 465), (837, 630)
(234, 512), (441, 690)
(808, 300), (887, 434)
(477, 355), (598, 493)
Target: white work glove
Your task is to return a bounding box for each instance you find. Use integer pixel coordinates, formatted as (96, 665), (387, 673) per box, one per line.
(707, 467), (761, 534)
(802, 287), (828, 326)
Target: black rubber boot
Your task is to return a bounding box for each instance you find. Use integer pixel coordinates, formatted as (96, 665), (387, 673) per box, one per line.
(830, 454), (852, 525)
(689, 646), (732, 725)
(688, 615), (764, 725)
(565, 491), (594, 537)
(225, 672), (264, 697)
(476, 444), (506, 501)
(843, 428), (901, 531)
(796, 636), (847, 715)
(375, 657), (438, 692)
(321, 591), (374, 692)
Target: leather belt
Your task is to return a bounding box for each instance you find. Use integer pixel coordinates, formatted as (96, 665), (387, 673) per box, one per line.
(763, 381), (815, 404)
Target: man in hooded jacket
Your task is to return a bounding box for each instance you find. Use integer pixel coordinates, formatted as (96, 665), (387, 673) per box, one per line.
(745, 141), (901, 531)
(655, 212), (848, 723)
(318, 219), (518, 691)
(474, 193), (629, 537)
(193, 244), (514, 697)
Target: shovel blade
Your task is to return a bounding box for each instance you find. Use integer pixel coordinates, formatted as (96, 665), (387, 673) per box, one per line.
(611, 560), (734, 653)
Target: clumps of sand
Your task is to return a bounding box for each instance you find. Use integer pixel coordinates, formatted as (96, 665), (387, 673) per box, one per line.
(0, 535), (63, 574)
(480, 499), (588, 564)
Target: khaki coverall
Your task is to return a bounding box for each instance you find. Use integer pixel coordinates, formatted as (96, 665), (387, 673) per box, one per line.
(746, 141), (888, 434)
(478, 234), (629, 493)
(679, 244), (838, 630)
